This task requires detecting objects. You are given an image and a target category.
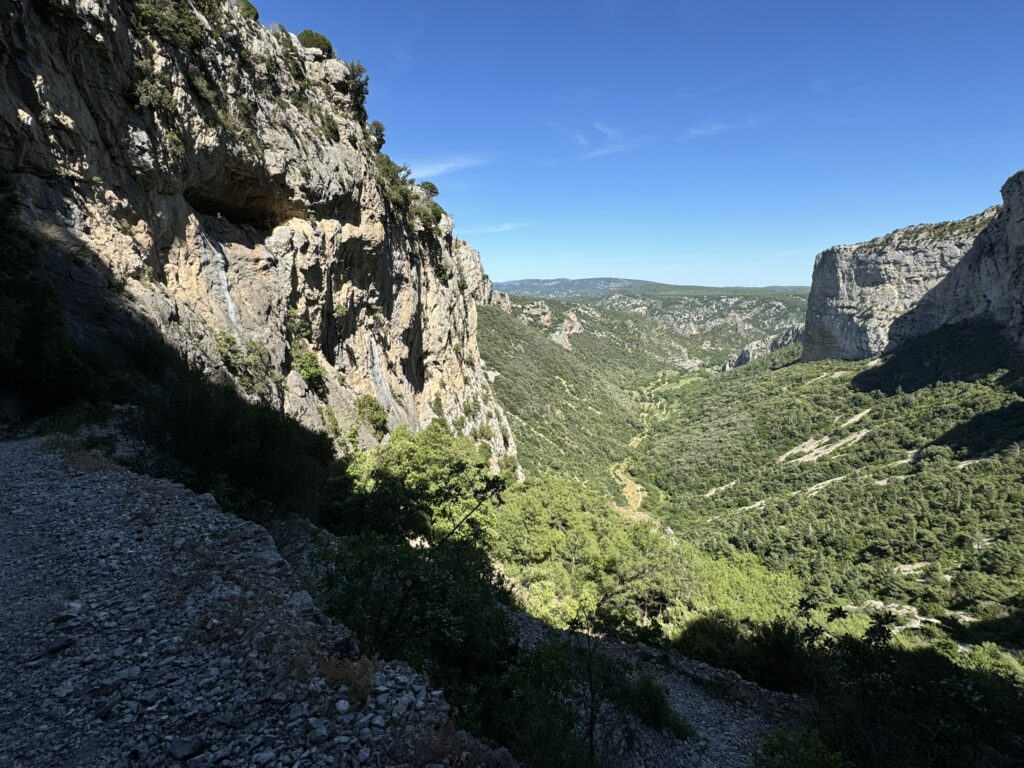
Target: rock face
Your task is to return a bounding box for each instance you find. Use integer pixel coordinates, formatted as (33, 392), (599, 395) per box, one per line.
(0, 0), (514, 460)
(803, 170), (1024, 360)
(549, 310), (584, 350)
(721, 325), (804, 371)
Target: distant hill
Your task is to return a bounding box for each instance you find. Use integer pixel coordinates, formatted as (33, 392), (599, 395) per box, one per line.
(495, 277), (810, 299)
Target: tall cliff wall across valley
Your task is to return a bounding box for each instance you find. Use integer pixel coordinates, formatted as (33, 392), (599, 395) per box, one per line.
(0, 0), (515, 460)
(803, 170), (1024, 361)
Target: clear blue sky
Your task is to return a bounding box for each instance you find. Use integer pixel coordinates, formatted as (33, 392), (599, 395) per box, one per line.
(256, 0), (1024, 286)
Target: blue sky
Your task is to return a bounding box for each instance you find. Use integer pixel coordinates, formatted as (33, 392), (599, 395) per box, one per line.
(256, 0), (1024, 286)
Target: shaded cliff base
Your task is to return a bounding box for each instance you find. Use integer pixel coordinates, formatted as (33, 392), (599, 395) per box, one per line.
(852, 320), (1024, 396)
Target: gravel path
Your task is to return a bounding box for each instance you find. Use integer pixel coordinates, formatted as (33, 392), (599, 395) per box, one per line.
(597, 634), (803, 767)
(0, 437), (507, 768)
(514, 615), (803, 768)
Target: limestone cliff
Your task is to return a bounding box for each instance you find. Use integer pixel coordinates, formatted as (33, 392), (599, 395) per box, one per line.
(803, 170), (1024, 361)
(0, 0), (515, 460)
(721, 325), (804, 371)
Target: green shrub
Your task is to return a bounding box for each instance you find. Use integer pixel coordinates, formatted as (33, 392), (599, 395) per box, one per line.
(320, 111), (340, 143)
(755, 730), (849, 768)
(237, 0), (259, 21)
(292, 348), (326, 396)
(375, 153), (413, 211)
(272, 25), (305, 81)
(214, 332), (278, 397)
(470, 646), (591, 767)
(343, 61), (369, 113)
(165, 130), (185, 160)
(672, 614), (817, 692)
(369, 120), (386, 148)
(133, 59), (174, 113)
(611, 674), (694, 740)
(419, 181), (439, 197)
(355, 394), (388, 437)
(285, 308), (311, 340)
(321, 404), (341, 438)
(297, 29), (333, 57)
(325, 532), (511, 666)
(131, 0), (220, 51)
(410, 200), (445, 236)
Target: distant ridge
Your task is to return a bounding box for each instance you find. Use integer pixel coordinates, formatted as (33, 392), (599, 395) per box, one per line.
(495, 277), (809, 299)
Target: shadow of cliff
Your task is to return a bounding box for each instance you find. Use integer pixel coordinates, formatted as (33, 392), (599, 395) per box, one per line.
(931, 401), (1024, 458)
(672, 612), (1024, 768)
(852, 320), (1024, 395)
(0, 194), (567, 766)
(942, 608), (1024, 650)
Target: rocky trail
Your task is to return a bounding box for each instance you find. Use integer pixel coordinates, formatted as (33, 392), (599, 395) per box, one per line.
(514, 615), (803, 768)
(0, 437), (507, 768)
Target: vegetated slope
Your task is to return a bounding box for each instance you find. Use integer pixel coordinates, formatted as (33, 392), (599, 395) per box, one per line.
(482, 309), (1024, 766)
(595, 287), (807, 369)
(497, 285), (808, 369)
(496, 278), (808, 300)
(477, 304), (650, 497)
(632, 321), (1024, 646)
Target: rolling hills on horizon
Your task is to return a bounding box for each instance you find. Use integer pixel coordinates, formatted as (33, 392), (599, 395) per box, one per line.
(496, 277), (810, 298)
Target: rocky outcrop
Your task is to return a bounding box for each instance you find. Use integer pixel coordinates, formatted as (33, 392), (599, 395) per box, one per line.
(803, 170), (1024, 360)
(518, 301), (554, 326)
(549, 310), (584, 350)
(722, 325), (804, 371)
(452, 238), (509, 310)
(0, 0), (514, 460)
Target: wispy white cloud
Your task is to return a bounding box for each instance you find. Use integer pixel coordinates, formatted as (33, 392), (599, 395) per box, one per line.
(547, 120), (647, 160)
(686, 121), (735, 138)
(410, 155), (492, 178)
(582, 142), (645, 159)
(458, 221), (536, 235)
(680, 117), (760, 140)
(592, 121), (623, 140)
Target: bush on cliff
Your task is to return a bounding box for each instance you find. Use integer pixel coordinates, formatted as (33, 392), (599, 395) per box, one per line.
(237, 0), (259, 22)
(297, 29), (334, 57)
